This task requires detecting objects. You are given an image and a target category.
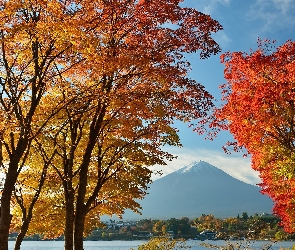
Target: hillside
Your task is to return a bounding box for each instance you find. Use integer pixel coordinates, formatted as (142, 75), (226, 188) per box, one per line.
(122, 161), (273, 220)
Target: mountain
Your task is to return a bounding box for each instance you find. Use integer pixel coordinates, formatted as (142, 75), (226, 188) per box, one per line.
(122, 160), (273, 220)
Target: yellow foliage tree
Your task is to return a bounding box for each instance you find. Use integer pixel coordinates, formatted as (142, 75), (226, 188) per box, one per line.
(0, 0), (223, 250)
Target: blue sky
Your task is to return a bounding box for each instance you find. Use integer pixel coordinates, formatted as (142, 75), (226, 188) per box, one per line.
(150, 0), (295, 185)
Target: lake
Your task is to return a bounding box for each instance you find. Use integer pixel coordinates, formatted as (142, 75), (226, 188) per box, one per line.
(7, 240), (295, 250)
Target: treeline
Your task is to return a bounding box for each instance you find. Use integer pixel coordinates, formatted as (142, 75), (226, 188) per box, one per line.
(11, 212), (294, 242)
(73, 213), (295, 241)
(87, 213), (293, 241)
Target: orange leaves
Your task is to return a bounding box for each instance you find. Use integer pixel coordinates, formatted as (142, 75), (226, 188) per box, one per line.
(216, 40), (295, 149)
(213, 40), (295, 232)
(0, 0), (223, 244)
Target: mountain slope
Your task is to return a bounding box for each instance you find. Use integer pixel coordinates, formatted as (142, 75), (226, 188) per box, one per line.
(122, 161), (273, 219)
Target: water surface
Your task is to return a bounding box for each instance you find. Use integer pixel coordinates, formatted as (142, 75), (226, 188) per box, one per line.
(8, 240), (295, 250)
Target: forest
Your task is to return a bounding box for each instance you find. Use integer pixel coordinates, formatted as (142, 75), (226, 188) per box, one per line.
(10, 213), (294, 242)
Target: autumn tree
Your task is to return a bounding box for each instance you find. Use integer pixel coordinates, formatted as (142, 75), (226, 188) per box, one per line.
(0, 0), (84, 249)
(0, 0), (223, 250)
(11, 144), (56, 250)
(192, 214), (222, 232)
(212, 40), (295, 232)
(137, 235), (189, 250)
(63, 1), (222, 248)
(153, 220), (166, 234)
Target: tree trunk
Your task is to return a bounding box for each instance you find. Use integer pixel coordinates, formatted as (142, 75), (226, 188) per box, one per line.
(74, 174), (87, 250)
(73, 139), (95, 250)
(14, 233), (24, 250)
(64, 188), (75, 250)
(74, 211), (86, 250)
(14, 217), (30, 250)
(0, 204), (12, 250)
(14, 161), (50, 250)
(0, 164), (19, 250)
(73, 105), (107, 250)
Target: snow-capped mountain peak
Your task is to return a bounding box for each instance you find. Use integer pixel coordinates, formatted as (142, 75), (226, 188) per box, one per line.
(177, 160), (221, 174)
(122, 160), (273, 220)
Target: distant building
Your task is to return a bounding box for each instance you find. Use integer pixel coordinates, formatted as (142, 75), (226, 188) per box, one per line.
(132, 231), (153, 239)
(166, 230), (174, 239)
(197, 230), (216, 240)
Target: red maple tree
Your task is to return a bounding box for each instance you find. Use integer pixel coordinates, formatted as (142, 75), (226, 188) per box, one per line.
(212, 40), (295, 232)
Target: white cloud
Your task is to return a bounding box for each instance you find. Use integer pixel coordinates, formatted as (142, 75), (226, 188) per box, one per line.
(150, 148), (261, 186)
(273, 0), (294, 13)
(202, 4), (215, 15)
(248, 0), (295, 34)
(218, 0), (231, 4)
(212, 30), (232, 50)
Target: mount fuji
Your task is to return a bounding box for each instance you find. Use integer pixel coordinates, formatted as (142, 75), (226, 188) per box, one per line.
(122, 160), (273, 220)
